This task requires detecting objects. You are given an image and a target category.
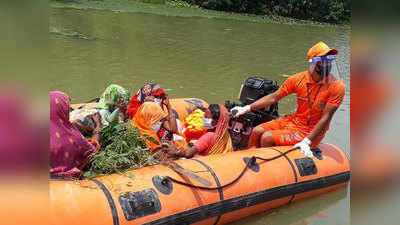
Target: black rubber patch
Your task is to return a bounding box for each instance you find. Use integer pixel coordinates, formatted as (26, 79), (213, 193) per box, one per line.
(119, 188), (162, 221)
(243, 157), (260, 172)
(143, 171), (350, 225)
(312, 147), (323, 160)
(152, 175), (173, 195)
(294, 158), (318, 176)
(90, 179), (120, 225)
(191, 158), (223, 225)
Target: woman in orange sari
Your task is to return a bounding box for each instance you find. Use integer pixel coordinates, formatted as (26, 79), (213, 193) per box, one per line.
(131, 101), (188, 151)
(165, 104), (233, 158)
(131, 102), (167, 151)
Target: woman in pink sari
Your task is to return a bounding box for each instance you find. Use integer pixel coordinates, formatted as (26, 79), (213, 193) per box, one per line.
(50, 91), (101, 177)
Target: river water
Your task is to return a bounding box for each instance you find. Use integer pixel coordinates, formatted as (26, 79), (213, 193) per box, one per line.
(50, 6), (350, 225)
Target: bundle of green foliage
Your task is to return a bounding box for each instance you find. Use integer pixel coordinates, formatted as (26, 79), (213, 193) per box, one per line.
(82, 122), (160, 178)
(182, 0), (350, 24)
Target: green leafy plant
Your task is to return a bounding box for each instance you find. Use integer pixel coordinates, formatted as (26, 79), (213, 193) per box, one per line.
(99, 121), (127, 148)
(82, 123), (160, 179)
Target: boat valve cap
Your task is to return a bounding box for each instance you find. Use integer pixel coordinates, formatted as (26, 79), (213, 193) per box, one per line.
(152, 175), (173, 195)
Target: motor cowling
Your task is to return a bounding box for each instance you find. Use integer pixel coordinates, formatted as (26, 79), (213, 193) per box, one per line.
(225, 77), (279, 150)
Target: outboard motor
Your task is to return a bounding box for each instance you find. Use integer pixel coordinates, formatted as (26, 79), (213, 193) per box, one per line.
(225, 77), (279, 150)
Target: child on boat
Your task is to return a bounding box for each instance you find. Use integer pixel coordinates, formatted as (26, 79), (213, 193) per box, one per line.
(164, 104), (233, 158)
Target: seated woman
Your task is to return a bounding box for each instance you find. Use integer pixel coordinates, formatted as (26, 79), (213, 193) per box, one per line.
(131, 102), (168, 151)
(132, 101), (187, 151)
(50, 91), (102, 177)
(98, 84), (131, 126)
(126, 83), (166, 119)
(165, 104), (233, 158)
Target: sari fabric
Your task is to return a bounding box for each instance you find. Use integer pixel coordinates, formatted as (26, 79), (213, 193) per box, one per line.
(0, 92), (39, 171)
(206, 105), (233, 155)
(131, 102), (167, 151)
(126, 83), (166, 119)
(50, 91), (99, 177)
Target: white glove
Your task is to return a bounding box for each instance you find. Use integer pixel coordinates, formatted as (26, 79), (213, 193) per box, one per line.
(230, 105), (251, 118)
(294, 137), (313, 158)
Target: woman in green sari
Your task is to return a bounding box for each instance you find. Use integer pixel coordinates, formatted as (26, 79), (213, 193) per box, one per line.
(98, 84), (131, 126)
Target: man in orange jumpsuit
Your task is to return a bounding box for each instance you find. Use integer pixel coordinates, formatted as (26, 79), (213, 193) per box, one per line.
(231, 42), (345, 157)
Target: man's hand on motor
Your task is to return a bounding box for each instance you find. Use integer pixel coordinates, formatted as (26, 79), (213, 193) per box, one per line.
(230, 105), (251, 118)
(294, 137), (314, 158)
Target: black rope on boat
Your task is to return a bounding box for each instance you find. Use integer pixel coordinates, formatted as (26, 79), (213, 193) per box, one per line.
(165, 158), (251, 190)
(164, 147), (300, 190)
(253, 147), (299, 162)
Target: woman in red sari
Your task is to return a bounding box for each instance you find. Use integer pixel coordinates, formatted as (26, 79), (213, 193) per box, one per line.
(126, 83), (167, 119)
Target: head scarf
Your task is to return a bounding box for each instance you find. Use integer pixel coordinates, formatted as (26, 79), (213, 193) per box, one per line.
(126, 83), (166, 119)
(98, 84), (131, 110)
(131, 102), (167, 151)
(50, 91), (99, 177)
(97, 84), (131, 125)
(207, 105), (233, 155)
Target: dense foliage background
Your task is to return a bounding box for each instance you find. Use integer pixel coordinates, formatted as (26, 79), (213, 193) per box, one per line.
(52, 0), (350, 24)
(182, 0), (351, 23)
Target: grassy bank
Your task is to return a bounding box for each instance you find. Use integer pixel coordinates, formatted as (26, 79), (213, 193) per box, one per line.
(50, 0), (348, 28)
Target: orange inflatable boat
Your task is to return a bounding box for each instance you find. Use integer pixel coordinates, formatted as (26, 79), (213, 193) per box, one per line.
(50, 98), (350, 225)
(50, 144), (349, 225)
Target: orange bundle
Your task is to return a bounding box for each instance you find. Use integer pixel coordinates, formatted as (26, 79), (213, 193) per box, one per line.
(183, 109), (206, 142)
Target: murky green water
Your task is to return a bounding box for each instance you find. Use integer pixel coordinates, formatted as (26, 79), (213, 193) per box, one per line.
(50, 7), (350, 225)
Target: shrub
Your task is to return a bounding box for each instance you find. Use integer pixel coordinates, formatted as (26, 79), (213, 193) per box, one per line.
(183, 0), (350, 24)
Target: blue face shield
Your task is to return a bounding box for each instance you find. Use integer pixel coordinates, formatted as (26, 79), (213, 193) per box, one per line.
(309, 55), (342, 83)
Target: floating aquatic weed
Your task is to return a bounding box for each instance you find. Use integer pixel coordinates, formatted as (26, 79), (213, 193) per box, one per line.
(49, 26), (97, 40)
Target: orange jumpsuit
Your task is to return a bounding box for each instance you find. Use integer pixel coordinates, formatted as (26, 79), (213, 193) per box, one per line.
(258, 70), (345, 147)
